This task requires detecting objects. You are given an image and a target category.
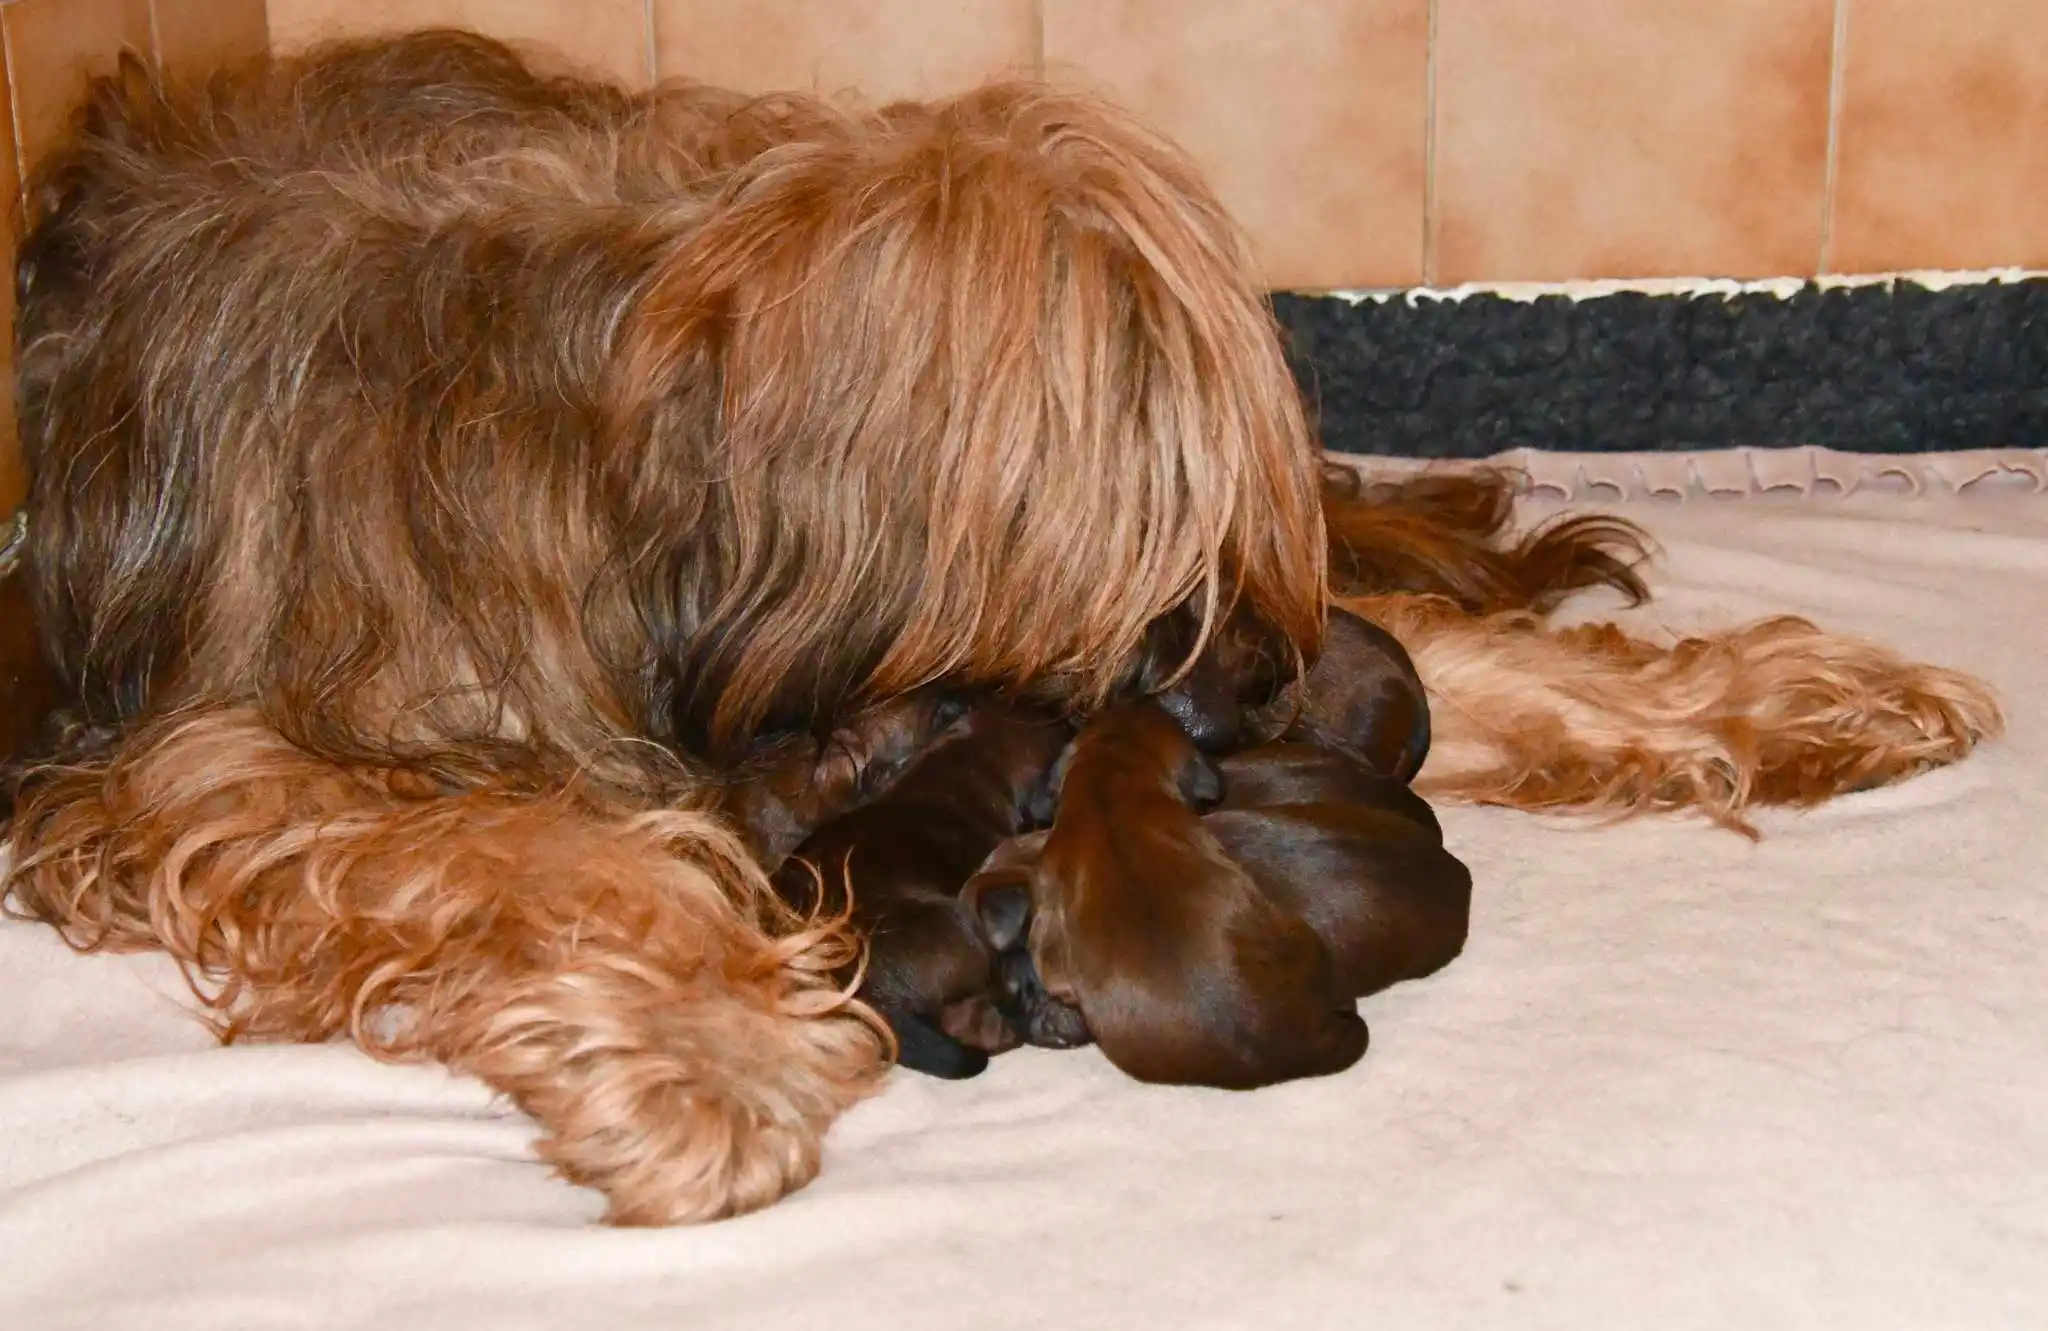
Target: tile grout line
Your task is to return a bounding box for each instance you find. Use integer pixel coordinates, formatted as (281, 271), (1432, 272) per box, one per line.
(1030, 0), (1045, 77)
(643, 0), (658, 87)
(1818, 0), (1851, 274)
(1420, 0), (1440, 287)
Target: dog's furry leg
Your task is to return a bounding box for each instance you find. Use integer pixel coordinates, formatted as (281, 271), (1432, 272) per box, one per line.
(1, 708), (888, 1224)
(1347, 594), (2003, 834)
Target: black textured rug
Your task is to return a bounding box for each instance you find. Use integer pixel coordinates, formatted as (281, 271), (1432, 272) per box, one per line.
(1271, 278), (2048, 460)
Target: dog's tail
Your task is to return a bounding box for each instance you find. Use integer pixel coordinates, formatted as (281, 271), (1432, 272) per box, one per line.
(1, 705), (889, 1225)
(1321, 463), (1654, 614)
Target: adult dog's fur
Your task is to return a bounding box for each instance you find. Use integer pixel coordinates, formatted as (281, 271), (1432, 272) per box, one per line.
(771, 706), (1070, 1079)
(1319, 467), (2002, 835)
(1022, 702), (1369, 1089)
(0, 33), (1327, 1225)
(0, 27), (2005, 1227)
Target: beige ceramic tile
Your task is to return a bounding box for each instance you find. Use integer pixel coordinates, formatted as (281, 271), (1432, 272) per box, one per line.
(0, 41), (20, 515)
(653, 0), (1035, 101)
(266, 0), (652, 86)
(1433, 0), (1834, 283)
(1043, 0), (1428, 291)
(1830, 0), (2048, 274)
(151, 0), (268, 76)
(2, 0), (153, 176)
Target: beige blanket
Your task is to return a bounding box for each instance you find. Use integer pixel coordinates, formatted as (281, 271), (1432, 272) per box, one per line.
(3, 488), (2044, 1330)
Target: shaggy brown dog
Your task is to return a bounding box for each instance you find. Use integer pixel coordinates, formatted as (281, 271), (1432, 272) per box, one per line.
(1021, 702), (1369, 1089)
(1, 33), (1327, 1226)
(771, 707), (1069, 1079)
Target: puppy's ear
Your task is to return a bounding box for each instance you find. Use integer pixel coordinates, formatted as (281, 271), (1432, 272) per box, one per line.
(1177, 748), (1225, 810)
(970, 879), (1034, 954)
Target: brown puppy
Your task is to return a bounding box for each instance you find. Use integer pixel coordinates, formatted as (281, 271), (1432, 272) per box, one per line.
(1209, 744), (1471, 1000)
(720, 689), (970, 869)
(1022, 701), (1368, 1089)
(1248, 607), (1431, 782)
(772, 707), (1070, 1079)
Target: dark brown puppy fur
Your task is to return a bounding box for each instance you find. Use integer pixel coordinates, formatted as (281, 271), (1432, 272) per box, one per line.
(1133, 601), (1293, 753)
(1138, 598), (1430, 783)
(1247, 606), (1432, 782)
(1209, 744), (1470, 999)
(1023, 701), (1368, 1089)
(1216, 742), (1439, 835)
(772, 707), (1070, 1079)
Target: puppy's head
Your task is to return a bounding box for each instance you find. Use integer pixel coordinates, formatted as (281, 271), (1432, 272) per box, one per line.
(607, 82), (1326, 760)
(1130, 600), (1301, 753)
(1251, 607), (1430, 781)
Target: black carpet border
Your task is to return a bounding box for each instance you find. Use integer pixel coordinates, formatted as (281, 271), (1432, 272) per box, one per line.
(1269, 279), (2048, 459)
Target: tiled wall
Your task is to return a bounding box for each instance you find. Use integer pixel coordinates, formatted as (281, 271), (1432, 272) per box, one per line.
(260, 0), (2048, 292)
(0, 0), (268, 512)
(0, 0), (2043, 506)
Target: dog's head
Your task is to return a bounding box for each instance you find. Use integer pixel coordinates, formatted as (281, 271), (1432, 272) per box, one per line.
(606, 83), (1327, 762)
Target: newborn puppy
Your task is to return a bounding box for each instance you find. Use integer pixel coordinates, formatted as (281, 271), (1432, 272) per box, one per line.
(1247, 606), (1431, 782)
(1207, 745), (1470, 999)
(772, 707), (1070, 1079)
(722, 688), (968, 868)
(1023, 701), (1369, 1090)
